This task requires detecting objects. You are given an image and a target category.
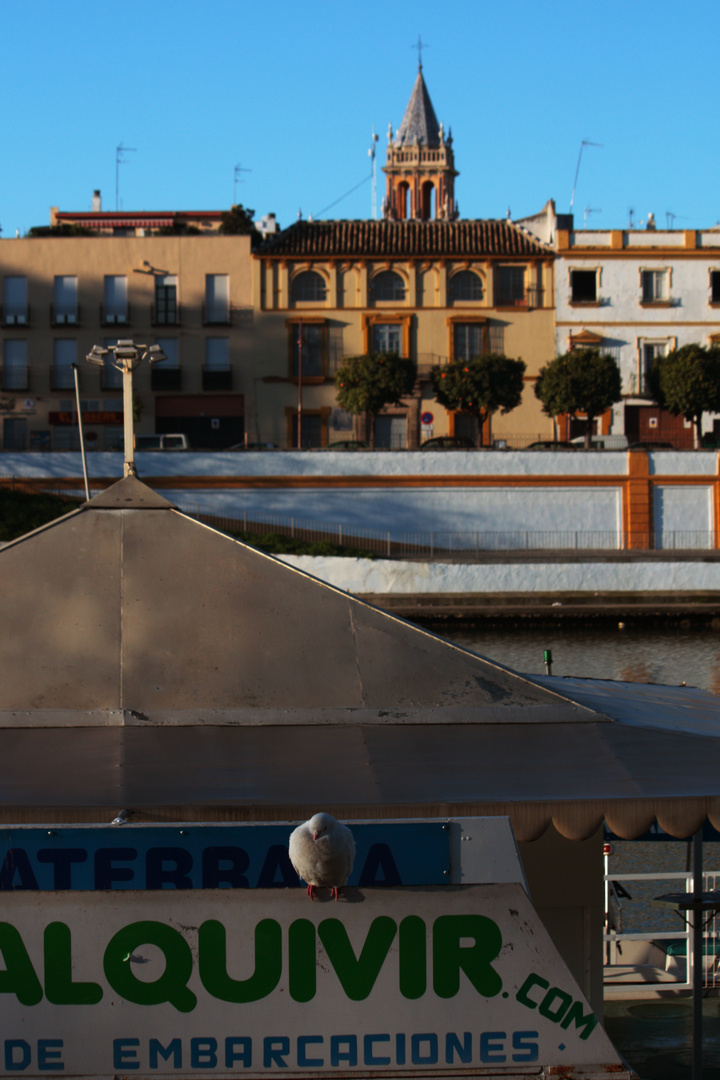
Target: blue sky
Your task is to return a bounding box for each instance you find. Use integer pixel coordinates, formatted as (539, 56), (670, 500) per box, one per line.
(2, 0), (719, 236)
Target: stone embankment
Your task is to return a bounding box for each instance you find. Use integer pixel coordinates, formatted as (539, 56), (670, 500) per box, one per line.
(3, 448), (720, 619)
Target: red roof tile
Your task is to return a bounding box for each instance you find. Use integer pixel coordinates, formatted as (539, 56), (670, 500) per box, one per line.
(256, 219), (550, 259)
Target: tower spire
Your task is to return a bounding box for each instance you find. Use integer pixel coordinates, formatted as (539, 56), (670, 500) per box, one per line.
(382, 68), (458, 222)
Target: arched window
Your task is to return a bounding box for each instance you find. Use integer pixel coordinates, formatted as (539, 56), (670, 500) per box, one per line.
(371, 271), (406, 302)
(397, 182), (410, 220)
(291, 271), (327, 303)
(421, 181), (435, 220)
(450, 270), (484, 303)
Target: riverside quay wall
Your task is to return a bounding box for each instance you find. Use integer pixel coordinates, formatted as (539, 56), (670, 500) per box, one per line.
(3, 448), (720, 552)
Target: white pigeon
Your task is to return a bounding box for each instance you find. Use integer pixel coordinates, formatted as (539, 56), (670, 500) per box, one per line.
(289, 812), (356, 900)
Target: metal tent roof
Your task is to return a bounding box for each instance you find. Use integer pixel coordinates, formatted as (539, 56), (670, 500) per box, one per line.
(1, 476), (720, 840)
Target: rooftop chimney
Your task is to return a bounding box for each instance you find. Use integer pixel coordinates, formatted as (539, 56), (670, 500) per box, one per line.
(92, 190), (102, 213)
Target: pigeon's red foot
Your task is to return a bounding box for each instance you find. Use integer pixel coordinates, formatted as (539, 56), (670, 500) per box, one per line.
(331, 886), (341, 901)
(307, 884), (318, 901)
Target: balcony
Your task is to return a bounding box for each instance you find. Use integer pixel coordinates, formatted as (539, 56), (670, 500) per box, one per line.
(202, 303), (231, 326)
(51, 306), (80, 327)
(494, 287), (544, 310)
(1, 306), (30, 328)
(101, 304), (130, 328)
(101, 368), (124, 392)
(151, 303), (181, 327)
(202, 367), (232, 391)
(151, 367), (182, 391)
(51, 367), (77, 392)
(0, 366), (30, 392)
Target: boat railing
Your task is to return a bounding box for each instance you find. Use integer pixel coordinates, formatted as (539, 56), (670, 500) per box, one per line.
(604, 869), (720, 995)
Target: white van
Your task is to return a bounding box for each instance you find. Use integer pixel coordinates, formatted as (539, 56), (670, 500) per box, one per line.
(570, 434), (629, 450)
(136, 433), (190, 451)
(112, 433), (190, 451)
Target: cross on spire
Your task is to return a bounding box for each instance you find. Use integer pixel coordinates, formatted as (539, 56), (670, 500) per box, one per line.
(412, 34), (428, 70)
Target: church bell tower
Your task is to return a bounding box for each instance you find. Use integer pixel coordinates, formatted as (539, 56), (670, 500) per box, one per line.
(382, 66), (458, 221)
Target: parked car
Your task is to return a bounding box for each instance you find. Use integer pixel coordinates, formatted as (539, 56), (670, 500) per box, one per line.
(109, 433), (191, 451)
(225, 441), (277, 451)
(323, 440), (369, 450)
(525, 440), (579, 451)
(629, 441), (675, 451)
(136, 433), (190, 451)
(570, 434), (629, 450)
(420, 436), (476, 450)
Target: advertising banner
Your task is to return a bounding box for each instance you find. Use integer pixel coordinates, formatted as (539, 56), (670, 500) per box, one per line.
(0, 824), (449, 891)
(0, 885), (624, 1077)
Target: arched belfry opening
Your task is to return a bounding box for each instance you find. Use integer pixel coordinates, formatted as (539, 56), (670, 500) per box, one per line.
(383, 67), (458, 222)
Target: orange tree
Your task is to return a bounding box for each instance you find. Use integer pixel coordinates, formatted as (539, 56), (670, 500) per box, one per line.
(335, 352), (416, 447)
(430, 353), (525, 446)
(646, 343), (720, 448)
(535, 348), (621, 448)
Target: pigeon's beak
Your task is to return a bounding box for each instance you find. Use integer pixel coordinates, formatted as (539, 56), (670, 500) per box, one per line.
(312, 831), (318, 841)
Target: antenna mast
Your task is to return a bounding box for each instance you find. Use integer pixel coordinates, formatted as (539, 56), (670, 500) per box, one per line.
(570, 139), (602, 212)
(116, 144), (137, 211)
(369, 127), (379, 219)
(233, 163), (251, 205)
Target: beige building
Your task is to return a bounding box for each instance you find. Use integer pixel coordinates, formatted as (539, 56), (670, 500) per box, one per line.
(0, 232), (253, 450)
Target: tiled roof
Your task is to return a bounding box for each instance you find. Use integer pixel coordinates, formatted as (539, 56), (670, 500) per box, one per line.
(395, 69), (441, 148)
(256, 219), (551, 258)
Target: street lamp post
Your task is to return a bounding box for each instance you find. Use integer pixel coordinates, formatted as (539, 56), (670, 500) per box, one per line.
(86, 339), (166, 477)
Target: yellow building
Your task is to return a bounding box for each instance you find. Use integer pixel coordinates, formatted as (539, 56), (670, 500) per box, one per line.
(252, 68), (556, 448)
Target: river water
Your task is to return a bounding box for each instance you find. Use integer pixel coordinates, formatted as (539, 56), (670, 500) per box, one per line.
(432, 621), (720, 695)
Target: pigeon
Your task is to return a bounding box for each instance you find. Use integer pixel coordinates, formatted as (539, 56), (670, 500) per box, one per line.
(289, 812), (356, 900)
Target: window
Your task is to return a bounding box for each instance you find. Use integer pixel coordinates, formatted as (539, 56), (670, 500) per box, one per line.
(151, 338), (180, 390)
(453, 323), (486, 361)
(291, 324), (324, 376)
(291, 271), (326, 304)
(371, 271), (405, 302)
(640, 339), (670, 394)
(154, 338), (179, 368)
(205, 274), (229, 322)
(449, 271), (483, 303)
(3, 340), (27, 390)
(711, 271), (720, 304)
(154, 275), (178, 324)
(53, 276), (78, 325)
(53, 339), (76, 390)
(570, 269), (598, 303)
(494, 266), (525, 305)
(205, 338), (230, 370)
(372, 323), (402, 354)
(641, 269), (669, 303)
(3, 277), (27, 325)
(103, 276), (128, 324)
(102, 339), (123, 390)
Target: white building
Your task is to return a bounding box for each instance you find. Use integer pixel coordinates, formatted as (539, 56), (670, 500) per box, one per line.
(520, 203), (720, 447)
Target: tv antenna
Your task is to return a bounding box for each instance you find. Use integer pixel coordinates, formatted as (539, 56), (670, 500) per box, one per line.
(628, 208), (635, 229)
(570, 139), (602, 212)
(368, 127), (379, 219)
(115, 144), (137, 211)
(666, 211), (688, 229)
(584, 206), (602, 228)
(233, 163), (251, 205)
